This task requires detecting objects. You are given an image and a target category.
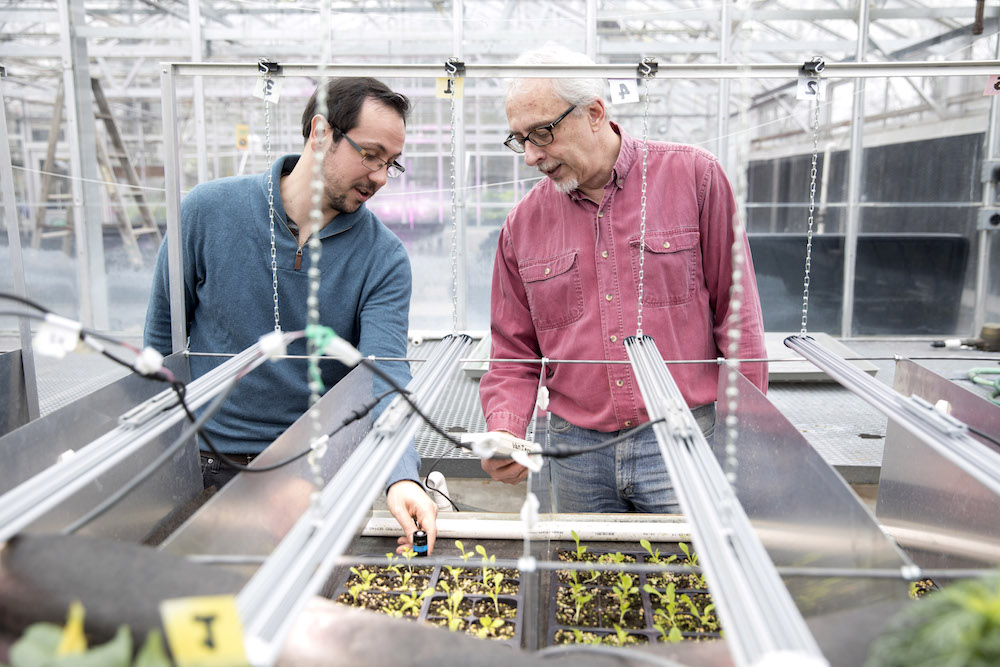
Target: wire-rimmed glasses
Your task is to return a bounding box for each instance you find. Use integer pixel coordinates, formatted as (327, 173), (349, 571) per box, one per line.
(334, 127), (405, 178)
(503, 105), (577, 154)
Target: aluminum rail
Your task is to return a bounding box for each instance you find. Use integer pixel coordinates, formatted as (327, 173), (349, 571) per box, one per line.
(0, 342), (273, 543)
(785, 335), (1000, 496)
(164, 60), (1000, 80)
(624, 336), (826, 667)
(238, 334), (473, 667)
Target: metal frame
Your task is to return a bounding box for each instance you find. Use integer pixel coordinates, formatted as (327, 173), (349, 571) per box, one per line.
(160, 57), (1000, 350)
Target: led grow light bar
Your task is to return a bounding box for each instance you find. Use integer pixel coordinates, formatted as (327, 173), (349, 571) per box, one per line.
(624, 335), (827, 667)
(785, 335), (1000, 496)
(238, 334), (473, 667)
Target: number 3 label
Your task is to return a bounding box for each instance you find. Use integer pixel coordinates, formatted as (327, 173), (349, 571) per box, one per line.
(253, 76), (282, 102)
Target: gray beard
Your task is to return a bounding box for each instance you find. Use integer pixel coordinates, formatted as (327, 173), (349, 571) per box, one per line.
(553, 177), (579, 194)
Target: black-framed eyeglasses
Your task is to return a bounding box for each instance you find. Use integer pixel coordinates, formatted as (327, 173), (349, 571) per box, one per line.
(334, 127), (405, 178)
(503, 105), (576, 154)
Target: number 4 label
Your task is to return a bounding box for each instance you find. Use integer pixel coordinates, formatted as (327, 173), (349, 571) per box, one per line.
(161, 596), (249, 666)
(609, 79), (639, 105)
(797, 71), (827, 101)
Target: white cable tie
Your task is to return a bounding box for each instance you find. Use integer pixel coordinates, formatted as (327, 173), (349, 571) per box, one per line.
(323, 336), (363, 367)
(134, 347), (165, 375)
(516, 556), (537, 573)
(511, 449), (543, 473)
(900, 564), (923, 581)
(258, 330), (288, 360)
(520, 492), (540, 530)
(535, 385), (549, 411)
(33, 314), (82, 359)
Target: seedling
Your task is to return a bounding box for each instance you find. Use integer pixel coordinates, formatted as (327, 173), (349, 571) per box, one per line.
(640, 538), (678, 566)
(570, 628), (601, 645)
(487, 572), (504, 616)
(350, 566), (376, 592)
(455, 540), (474, 565)
(571, 529), (588, 560)
(610, 624), (630, 646)
(653, 616), (683, 644)
(678, 542), (706, 588)
(645, 581), (679, 628)
(612, 573), (638, 626)
(567, 579), (594, 625)
(476, 615), (505, 639)
(474, 544), (496, 585)
(398, 587), (433, 617)
(680, 594), (717, 631)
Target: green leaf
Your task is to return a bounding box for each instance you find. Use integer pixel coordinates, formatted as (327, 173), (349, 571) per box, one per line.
(10, 623), (63, 666)
(133, 630), (171, 667)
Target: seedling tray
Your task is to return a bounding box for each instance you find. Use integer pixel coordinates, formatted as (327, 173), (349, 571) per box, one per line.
(332, 559), (524, 648)
(547, 546), (722, 646)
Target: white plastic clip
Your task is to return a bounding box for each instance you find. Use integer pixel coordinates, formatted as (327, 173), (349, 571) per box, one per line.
(520, 492), (540, 531)
(33, 314), (82, 359)
(323, 336), (363, 367)
(258, 330), (287, 360)
(134, 347), (165, 376)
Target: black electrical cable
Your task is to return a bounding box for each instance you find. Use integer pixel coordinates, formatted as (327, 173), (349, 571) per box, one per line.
(0, 291), (53, 314)
(423, 457), (461, 512)
(967, 424), (1000, 451)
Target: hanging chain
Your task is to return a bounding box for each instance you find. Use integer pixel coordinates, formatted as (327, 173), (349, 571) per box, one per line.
(800, 92), (821, 335)
(447, 59), (460, 336)
(636, 63), (653, 338)
(264, 83), (281, 332)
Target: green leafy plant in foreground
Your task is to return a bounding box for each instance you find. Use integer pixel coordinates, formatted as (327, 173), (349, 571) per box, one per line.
(864, 574), (1000, 667)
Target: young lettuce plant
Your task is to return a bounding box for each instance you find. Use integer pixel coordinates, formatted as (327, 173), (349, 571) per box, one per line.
(474, 544), (496, 587)
(612, 573), (639, 626)
(487, 572), (504, 616)
(475, 615), (505, 639)
(567, 575), (594, 625)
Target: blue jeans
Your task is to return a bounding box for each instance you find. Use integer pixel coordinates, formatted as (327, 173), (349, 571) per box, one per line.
(547, 404), (716, 514)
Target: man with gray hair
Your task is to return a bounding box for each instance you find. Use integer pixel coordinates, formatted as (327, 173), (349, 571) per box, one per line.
(479, 46), (767, 514)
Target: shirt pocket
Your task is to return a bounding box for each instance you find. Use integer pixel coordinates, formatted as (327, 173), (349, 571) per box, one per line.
(629, 228), (699, 307)
(518, 250), (585, 331)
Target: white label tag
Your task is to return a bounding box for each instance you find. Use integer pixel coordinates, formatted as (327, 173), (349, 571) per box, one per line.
(797, 72), (827, 101)
(253, 76), (282, 102)
(609, 78), (639, 105)
(33, 318), (81, 358)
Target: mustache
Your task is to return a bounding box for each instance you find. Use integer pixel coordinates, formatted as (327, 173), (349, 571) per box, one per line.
(537, 161), (561, 174)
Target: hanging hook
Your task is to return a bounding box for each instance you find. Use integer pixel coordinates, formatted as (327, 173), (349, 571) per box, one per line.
(801, 56), (825, 76)
(258, 58), (281, 75)
(445, 57), (465, 78)
(638, 57), (658, 79)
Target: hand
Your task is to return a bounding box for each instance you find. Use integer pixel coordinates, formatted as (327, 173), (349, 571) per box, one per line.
(480, 430), (529, 484)
(386, 479), (438, 555)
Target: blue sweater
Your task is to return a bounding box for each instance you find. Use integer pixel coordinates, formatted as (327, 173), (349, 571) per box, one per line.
(144, 155), (419, 488)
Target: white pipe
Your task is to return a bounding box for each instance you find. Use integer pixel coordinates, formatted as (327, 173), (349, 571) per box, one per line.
(363, 512), (691, 543)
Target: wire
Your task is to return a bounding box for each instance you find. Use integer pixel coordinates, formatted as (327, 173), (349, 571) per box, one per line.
(0, 291), (53, 314)
(968, 424), (1000, 451)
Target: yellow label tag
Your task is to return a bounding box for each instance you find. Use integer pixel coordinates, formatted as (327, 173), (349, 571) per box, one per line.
(161, 596), (249, 667)
(435, 76), (464, 99)
(235, 124), (250, 151)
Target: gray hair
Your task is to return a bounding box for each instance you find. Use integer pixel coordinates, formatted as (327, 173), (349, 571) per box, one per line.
(505, 44), (607, 113)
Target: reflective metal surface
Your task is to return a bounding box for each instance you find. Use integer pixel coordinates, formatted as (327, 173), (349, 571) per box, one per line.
(0, 353), (199, 542)
(877, 359), (1000, 568)
(160, 363), (375, 559)
(0, 353), (190, 495)
(0, 350), (30, 437)
(715, 368), (911, 615)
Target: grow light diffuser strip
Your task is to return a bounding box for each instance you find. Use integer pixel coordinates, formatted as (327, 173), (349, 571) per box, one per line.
(0, 342), (270, 543)
(237, 334), (473, 667)
(624, 335), (826, 667)
(785, 335), (1000, 496)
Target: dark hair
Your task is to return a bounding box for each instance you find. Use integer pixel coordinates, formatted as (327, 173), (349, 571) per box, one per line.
(300, 77), (410, 143)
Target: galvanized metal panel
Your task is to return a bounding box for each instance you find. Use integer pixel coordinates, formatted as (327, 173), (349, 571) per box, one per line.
(0, 350), (30, 436)
(715, 367), (911, 615)
(877, 359), (1000, 567)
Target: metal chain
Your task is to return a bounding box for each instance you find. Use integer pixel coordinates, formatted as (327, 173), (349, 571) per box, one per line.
(447, 61), (459, 336)
(264, 85), (281, 332)
(800, 93), (821, 335)
(636, 67), (652, 338)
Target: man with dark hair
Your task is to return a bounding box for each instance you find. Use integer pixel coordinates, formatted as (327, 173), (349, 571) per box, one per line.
(145, 77), (437, 553)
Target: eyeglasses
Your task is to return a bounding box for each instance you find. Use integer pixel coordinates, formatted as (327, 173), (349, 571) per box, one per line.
(503, 105), (576, 154)
(334, 127), (405, 178)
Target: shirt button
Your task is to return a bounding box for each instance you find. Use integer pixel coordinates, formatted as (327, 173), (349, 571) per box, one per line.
(617, 178), (624, 187)
(544, 267), (551, 275)
(605, 294), (613, 301)
(601, 250), (609, 259)
(616, 379), (624, 387)
(610, 335), (617, 342)
(624, 420), (632, 427)
(662, 241), (671, 249)
(597, 211), (604, 218)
